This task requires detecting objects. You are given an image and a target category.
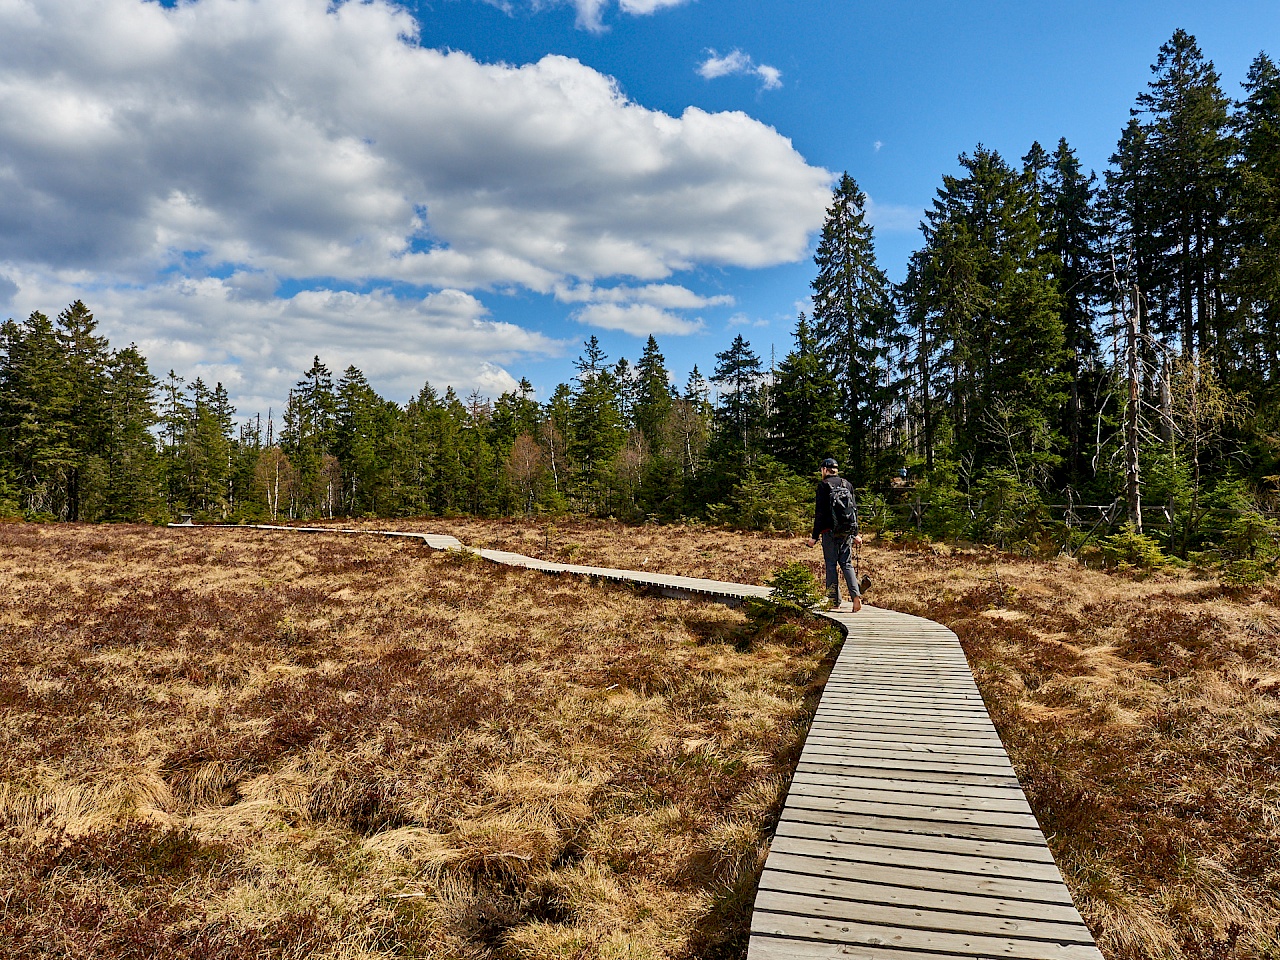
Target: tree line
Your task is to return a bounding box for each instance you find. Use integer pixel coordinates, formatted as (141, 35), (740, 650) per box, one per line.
(2, 31), (1277, 561)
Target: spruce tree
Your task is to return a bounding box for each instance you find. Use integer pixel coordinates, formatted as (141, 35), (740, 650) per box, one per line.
(810, 172), (899, 485)
(633, 335), (674, 451)
(769, 314), (845, 474)
(1233, 52), (1280, 395)
(102, 345), (161, 520)
(1128, 30), (1236, 365)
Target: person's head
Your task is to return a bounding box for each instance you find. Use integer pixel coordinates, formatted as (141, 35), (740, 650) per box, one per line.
(820, 456), (838, 477)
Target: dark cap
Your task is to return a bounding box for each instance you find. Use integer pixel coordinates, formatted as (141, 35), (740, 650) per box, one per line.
(821, 457), (838, 469)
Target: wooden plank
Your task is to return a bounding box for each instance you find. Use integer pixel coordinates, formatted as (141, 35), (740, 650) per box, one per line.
(786, 769), (1026, 802)
(796, 756), (1022, 784)
(753, 888), (1093, 942)
(804, 725), (1005, 749)
(797, 746), (1018, 774)
(756, 857), (1081, 917)
(777, 805), (1049, 846)
(785, 780), (1034, 815)
(766, 841), (1063, 892)
(749, 910), (1104, 960)
(773, 820), (1061, 869)
(780, 792), (1043, 832)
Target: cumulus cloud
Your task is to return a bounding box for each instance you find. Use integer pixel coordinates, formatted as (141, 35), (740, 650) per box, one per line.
(0, 0), (829, 409)
(573, 302), (704, 336)
(0, 0), (826, 284)
(557, 0), (691, 32)
(697, 49), (783, 90)
(8, 268), (564, 411)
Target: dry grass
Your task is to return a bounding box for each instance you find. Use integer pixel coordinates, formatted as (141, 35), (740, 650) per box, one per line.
(377, 517), (1280, 960)
(0, 523), (841, 959)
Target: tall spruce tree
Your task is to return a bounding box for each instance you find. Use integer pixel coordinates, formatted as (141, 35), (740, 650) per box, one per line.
(1127, 30), (1236, 366)
(634, 335), (674, 451)
(1233, 52), (1280, 397)
(915, 146), (1069, 482)
(810, 173), (899, 485)
(769, 314), (845, 474)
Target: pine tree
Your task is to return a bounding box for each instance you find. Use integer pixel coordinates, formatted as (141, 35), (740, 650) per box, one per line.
(0, 311), (76, 516)
(810, 173), (899, 485)
(1043, 139), (1107, 483)
(569, 337), (624, 513)
(54, 301), (112, 519)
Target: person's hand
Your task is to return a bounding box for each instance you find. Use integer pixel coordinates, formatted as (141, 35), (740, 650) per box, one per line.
(853, 535), (863, 546)
(806, 538), (816, 548)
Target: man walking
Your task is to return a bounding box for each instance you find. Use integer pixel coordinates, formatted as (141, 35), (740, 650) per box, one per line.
(807, 457), (862, 612)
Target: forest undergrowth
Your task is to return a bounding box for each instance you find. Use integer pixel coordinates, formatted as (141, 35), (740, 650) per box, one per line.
(0, 523), (840, 959)
(3, 518), (1280, 959)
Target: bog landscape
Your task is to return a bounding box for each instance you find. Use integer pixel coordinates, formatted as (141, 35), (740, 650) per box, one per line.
(3, 519), (1279, 958)
(2, 9), (1280, 960)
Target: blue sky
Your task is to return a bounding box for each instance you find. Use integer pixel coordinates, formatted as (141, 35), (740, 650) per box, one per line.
(1, 0), (1276, 415)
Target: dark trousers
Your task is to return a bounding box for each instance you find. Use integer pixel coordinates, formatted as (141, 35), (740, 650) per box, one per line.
(821, 531), (860, 602)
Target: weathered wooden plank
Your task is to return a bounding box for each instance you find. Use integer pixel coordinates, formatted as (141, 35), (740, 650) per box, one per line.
(753, 887), (1094, 942)
(785, 780), (1034, 815)
(755, 857), (1081, 917)
(773, 819), (1061, 869)
(749, 910), (1104, 960)
(767, 838), (1063, 888)
(786, 769), (1026, 802)
(777, 806), (1049, 846)
(795, 760), (1024, 791)
(797, 747), (1018, 775)
(781, 792), (1043, 832)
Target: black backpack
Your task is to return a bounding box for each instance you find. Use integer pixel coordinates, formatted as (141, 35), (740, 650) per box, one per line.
(827, 476), (858, 537)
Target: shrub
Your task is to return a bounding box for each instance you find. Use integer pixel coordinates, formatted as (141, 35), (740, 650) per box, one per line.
(744, 562), (825, 625)
(1100, 523), (1169, 570)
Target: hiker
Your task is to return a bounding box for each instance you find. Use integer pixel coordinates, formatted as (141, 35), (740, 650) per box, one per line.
(807, 457), (862, 612)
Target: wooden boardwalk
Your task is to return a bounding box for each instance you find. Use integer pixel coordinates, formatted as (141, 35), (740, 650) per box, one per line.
(176, 524), (1103, 959)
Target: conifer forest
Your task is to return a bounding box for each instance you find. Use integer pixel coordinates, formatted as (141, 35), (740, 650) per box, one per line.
(3, 32), (1279, 569)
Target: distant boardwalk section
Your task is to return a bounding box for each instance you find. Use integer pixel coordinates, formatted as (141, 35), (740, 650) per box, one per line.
(174, 523), (1103, 959)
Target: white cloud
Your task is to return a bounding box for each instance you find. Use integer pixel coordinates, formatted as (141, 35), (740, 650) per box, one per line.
(0, 0), (830, 410)
(0, 0), (826, 285)
(549, 0), (692, 31)
(726, 311), (771, 329)
(574, 302), (704, 336)
(6, 268), (564, 410)
(617, 0), (690, 13)
(697, 49), (783, 90)
(553, 281), (732, 309)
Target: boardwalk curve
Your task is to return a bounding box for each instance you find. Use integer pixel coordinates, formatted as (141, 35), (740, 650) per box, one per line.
(173, 523), (1103, 959)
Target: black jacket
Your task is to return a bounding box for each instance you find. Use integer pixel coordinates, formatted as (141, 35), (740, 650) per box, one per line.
(813, 474), (857, 540)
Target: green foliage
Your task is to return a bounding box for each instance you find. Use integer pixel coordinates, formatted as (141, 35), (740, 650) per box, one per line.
(1100, 523), (1170, 570)
(745, 561), (825, 625)
(708, 458), (810, 533)
(970, 469), (1050, 551)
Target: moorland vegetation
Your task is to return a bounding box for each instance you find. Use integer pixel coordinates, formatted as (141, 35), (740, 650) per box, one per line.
(2, 32), (1280, 581)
